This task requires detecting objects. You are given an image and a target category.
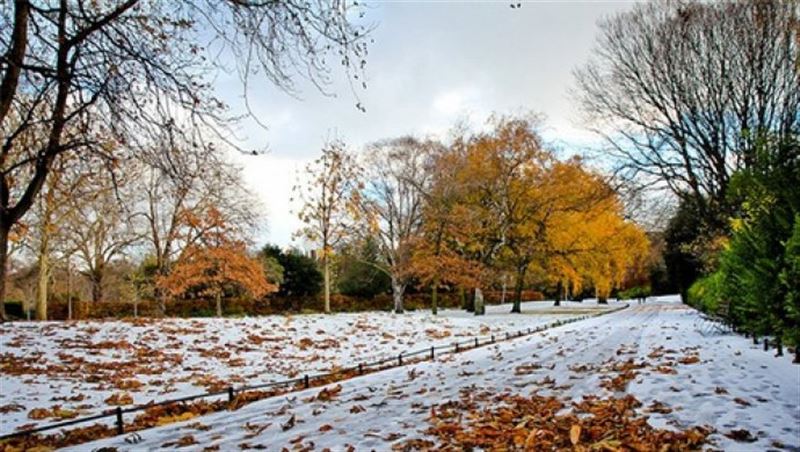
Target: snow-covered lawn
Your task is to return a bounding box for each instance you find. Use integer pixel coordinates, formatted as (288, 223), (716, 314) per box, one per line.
(68, 297), (800, 451)
(0, 300), (613, 434)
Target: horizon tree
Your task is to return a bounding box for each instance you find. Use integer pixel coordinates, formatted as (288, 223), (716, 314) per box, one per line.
(294, 140), (362, 313)
(0, 0), (370, 320)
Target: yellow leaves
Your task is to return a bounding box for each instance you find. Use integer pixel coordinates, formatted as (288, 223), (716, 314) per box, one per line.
(104, 392), (134, 406)
(156, 411), (197, 426)
(27, 408), (51, 420)
(570, 424), (582, 445)
(27, 406), (78, 420)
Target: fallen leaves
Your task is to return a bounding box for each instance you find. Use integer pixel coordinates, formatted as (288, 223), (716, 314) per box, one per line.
(569, 424), (581, 445)
(398, 392), (712, 451)
(315, 384), (343, 402)
(161, 434), (198, 448)
(27, 406), (79, 420)
(678, 355), (701, 365)
(104, 392), (134, 406)
(725, 428), (758, 442)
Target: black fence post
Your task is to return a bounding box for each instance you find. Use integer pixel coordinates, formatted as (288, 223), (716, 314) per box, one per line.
(776, 338), (783, 357)
(430, 346), (435, 360)
(764, 338), (769, 351)
(505, 332), (510, 340)
(491, 335), (495, 344)
(398, 354), (403, 366)
(115, 406), (124, 435)
(753, 333), (758, 345)
(358, 363), (364, 375)
(228, 386), (234, 403)
(455, 343), (460, 353)
(304, 374), (309, 389)
(474, 337), (478, 347)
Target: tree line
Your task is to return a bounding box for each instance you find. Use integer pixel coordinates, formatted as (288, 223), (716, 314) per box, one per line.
(574, 0), (799, 354)
(297, 115), (651, 315)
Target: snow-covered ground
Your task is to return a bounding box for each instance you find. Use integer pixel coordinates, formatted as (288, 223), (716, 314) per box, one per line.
(69, 296), (800, 451)
(0, 300), (614, 434)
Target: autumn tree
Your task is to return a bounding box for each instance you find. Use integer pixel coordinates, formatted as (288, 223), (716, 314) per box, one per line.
(357, 137), (435, 313)
(409, 143), (481, 315)
(447, 116), (552, 315)
(138, 130), (259, 314)
(0, 0), (369, 320)
(159, 208), (275, 317)
(294, 140), (361, 313)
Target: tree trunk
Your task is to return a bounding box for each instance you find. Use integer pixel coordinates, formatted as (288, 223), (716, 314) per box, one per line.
(36, 237), (49, 320)
(431, 277), (438, 315)
(215, 291), (222, 317)
(462, 286), (474, 312)
(0, 222), (9, 322)
(391, 274), (405, 314)
(474, 287), (485, 316)
(598, 295), (608, 304)
(500, 275), (507, 305)
(66, 258), (72, 320)
(553, 280), (563, 307)
(323, 254), (331, 313)
(91, 270), (104, 304)
(511, 266), (525, 313)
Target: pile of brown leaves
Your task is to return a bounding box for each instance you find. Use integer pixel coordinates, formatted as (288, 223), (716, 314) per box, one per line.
(397, 392), (712, 451)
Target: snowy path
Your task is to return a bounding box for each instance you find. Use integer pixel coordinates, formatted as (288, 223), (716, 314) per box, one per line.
(72, 298), (800, 451)
(0, 301), (610, 433)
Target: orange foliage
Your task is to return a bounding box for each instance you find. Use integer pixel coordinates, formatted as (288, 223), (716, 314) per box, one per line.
(157, 208), (276, 311)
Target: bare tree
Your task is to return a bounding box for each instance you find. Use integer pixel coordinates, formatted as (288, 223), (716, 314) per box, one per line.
(28, 155), (87, 319)
(0, 0), (369, 320)
(358, 137), (434, 314)
(65, 169), (142, 304)
(294, 139), (361, 313)
(575, 0), (799, 229)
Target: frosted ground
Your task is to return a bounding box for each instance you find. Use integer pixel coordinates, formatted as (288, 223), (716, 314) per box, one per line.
(73, 297), (800, 451)
(0, 299), (610, 434)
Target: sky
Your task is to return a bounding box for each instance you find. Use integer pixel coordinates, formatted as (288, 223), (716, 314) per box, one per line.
(220, 1), (635, 248)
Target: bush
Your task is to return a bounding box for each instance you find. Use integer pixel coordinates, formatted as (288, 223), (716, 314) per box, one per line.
(617, 285), (652, 300)
(261, 245), (322, 299)
(687, 273), (724, 314)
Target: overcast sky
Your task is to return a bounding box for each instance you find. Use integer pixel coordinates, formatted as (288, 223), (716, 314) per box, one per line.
(221, 1), (634, 248)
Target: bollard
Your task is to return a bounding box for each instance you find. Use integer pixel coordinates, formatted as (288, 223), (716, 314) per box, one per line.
(228, 386), (234, 403)
(304, 374), (309, 388)
(455, 343), (460, 353)
(474, 337), (479, 347)
(506, 332), (510, 340)
(398, 354), (403, 366)
(358, 363), (364, 375)
(491, 335), (495, 344)
(430, 346), (435, 360)
(764, 338), (769, 351)
(776, 339), (783, 357)
(115, 406), (124, 435)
